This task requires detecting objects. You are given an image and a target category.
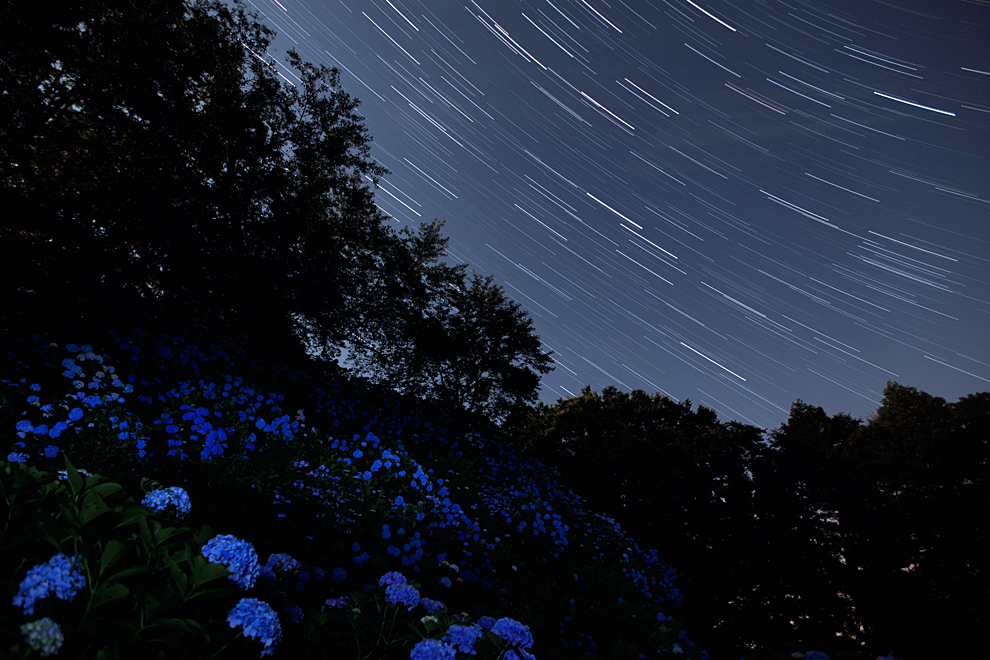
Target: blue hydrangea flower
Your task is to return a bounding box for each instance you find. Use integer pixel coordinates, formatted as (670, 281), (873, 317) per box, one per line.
(385, 583), (420, 609)
(439, 576), (452, 588)
(227, 598), (282, 656)
(7, 451), (29, 463)
(201, 535), (260, 590)
(42, 446), (59, 458)
(444, 624), (482, 654)
(410, 638), (457, 660)
(379, 571), (407, 587)
(332, 567), (347, 582)
(16, 420), (33, 432)
(419, 597), (445, 613)
(13, 554), (86, 615)
(142, 487), (191, 519)
(284, 605), (303, 624)
(503, 650), (536, 660)
(265, 553), (302, 576)
(805, 653), (830, 660)
(477, 615), (495, 631)
(20, 617), (64, 657)
(492, 618), (534, 649)
(323, 596), (348, 610)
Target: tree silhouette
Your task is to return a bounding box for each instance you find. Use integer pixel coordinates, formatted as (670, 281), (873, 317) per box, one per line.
(352, 268), (553, 424)
(1, 0), (386, 353)
(1, 0), (552, 418)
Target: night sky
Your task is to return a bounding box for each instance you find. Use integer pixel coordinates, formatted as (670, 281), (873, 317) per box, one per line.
(246, 0), (989, 430)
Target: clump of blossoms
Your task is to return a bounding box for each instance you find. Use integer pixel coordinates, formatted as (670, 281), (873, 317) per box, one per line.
(13, 553), (86, 615)
(265, 553), (302, 576)
(410, 638), (457, 660)
(379, 571), (408, 587)
(201, 534), (260, 590)
(20, 618), (64, 657)
(444, 624), (482, 654)
(227, 597), (282, 657)
(492, 617), (534, 650)
(385, 583), (421, 610)
(141, 486), (191, 519)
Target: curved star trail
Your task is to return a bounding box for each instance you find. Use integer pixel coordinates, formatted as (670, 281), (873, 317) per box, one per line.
(247, 0), (989, 429)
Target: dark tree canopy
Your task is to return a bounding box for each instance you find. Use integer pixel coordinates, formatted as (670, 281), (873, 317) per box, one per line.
(508, 382), (990, 658)
(1, 0), (552, 417)
(1, 0), (385, 349)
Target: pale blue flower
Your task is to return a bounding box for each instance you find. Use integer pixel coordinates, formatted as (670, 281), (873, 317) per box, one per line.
(20, 618), (64, 657)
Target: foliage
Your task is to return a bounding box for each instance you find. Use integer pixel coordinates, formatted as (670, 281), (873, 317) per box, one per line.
(0, 328), (704, 658)
(508, 383), (990, 658)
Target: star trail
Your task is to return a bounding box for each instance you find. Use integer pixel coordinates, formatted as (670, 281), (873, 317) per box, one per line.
(247, 0), (989, 429)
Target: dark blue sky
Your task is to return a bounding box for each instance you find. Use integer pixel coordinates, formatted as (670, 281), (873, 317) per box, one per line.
(247, 0), (989, 429)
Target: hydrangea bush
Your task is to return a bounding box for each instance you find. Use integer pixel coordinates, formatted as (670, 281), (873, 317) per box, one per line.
(1, 327), (713, 658)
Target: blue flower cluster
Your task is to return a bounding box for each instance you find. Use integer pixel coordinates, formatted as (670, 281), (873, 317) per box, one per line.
(491, 617), (534, 649)
(141, 486), (191, 518)
(13, 553), (86, 615)
(444, 624), (482, 654)
(201, 534), (260, 590)
(227, 597), (282, 657)
(410, 638), (457, 660)
(379, 571), (407, 587)
(265, 553), (302, 576)
(385, 583), (421, 610)
(19, 618), (64, 657)
(2, 329), (701, 657)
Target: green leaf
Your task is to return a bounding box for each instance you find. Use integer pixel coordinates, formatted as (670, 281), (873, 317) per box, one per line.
(154, 526), (188, 547)
(63, 455), (83, 497)
(165, 556), (188, 594)
(92, 582), (129, 609)
(191, 559), (229, 588)
(80, 490), (110, 525)
(91, 482), (123, 499)
(103, 564), (154, 584)
(99, 539), (129, 577)
(144, 592), (162, 619)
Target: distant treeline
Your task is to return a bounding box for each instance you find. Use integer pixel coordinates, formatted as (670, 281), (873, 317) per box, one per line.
(507, 383), (989, 658)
